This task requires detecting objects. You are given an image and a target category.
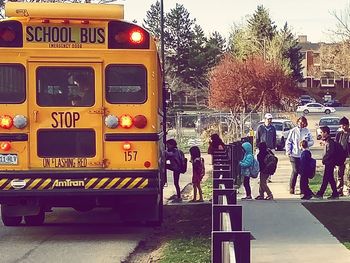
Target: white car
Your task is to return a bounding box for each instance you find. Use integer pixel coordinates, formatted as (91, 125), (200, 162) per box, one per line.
(296, 103), (336, 114)
(256, 119), (295, 150)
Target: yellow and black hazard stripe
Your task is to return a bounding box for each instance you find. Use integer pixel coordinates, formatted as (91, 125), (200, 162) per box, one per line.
(84, 177), (148, 190)
(0, 177), (149, 190)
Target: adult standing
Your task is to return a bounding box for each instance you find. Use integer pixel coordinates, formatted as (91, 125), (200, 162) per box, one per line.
(256, 113), (277, 150)
(335, 116), (350, 196)
(285, 116), (314, 194)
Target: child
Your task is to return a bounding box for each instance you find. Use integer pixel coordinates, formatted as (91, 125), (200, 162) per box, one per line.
(299, 140), (315, 200)
(256, 142), (274, 200)
(165, 139), (182, 202)
(207, 133), (225, 154)
(189, 146), (205, 202)
(239, 142), (254, 200)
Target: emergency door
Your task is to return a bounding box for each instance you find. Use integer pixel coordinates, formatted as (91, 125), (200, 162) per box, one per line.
(28, 62), (104, 169)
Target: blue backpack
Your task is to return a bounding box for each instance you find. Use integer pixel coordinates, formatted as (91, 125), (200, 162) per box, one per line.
(249, 157), (260, 178)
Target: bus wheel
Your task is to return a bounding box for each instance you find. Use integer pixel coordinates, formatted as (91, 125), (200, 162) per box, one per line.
(1, 205), (23, 226)
(24, 210), (45, 226)
(146, 195), (163, 227)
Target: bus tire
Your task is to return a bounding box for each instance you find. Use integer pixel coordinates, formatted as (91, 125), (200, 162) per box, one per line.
(24, 210), (45, 226)
(146, 192), (163, 227)
(1, 205), (22, 226)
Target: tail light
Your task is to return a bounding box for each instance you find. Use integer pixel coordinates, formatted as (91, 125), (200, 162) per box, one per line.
(144, 161), (151, 168)
(134, 115), (147, 129)
(120, 114), (133, 128)
(108, 21), (149, 49)
(105, 115), (119, 128)
(123, 142), (132, 150)
(0, 115), (13, 129)
(13, 115), (27, 129)
(0, 142), (11, 151)
(130, 29), (144, 44)
(0, 21), (23, 47)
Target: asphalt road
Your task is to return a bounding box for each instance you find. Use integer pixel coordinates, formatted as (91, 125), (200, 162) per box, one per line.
(0, 208), (153, 263)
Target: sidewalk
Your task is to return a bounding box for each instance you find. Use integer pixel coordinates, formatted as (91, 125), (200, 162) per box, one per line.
(239, 151), (350, 262)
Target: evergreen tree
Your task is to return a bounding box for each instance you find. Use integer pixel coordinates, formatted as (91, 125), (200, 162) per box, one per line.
(142, 1), (161, 40)
(205, 31), (226, 69)
(247, 5), (277, 43)
(279, 23), (303, 81)
(165, 3), (195, 80)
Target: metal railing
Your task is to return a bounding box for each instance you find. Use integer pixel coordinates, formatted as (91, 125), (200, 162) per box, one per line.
(211, 141), (251, 263)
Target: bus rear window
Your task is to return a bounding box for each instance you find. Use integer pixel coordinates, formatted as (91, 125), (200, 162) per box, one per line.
(106, 65), (147, 104)
(0, 64), (25, 103)
(36, 67), (95, 107)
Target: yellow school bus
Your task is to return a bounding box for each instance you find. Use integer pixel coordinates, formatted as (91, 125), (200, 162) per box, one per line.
(0, 2), (165, 226)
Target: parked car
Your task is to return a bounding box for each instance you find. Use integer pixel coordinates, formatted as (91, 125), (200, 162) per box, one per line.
(324, 99), (342, 107)
(256, 119), (295, 150)
(298, 95), (316, 105)
(315, 116), (341, 140)
(296, 103), (336, 114)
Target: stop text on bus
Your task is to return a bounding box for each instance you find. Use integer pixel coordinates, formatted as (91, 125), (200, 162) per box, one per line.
(26, 26), (105, 44)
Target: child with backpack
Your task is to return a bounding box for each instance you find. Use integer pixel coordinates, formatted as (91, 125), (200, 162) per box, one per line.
(165, 139), (184, 202)
(239, 142), (254, 200)
(189, 146), (204, 202)
(255, 142), (274, 200)
(299, 140), (316, 200)
(315, 126), (339, 199)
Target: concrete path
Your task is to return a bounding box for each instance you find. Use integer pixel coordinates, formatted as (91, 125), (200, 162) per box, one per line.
(238, 150), (350, 262)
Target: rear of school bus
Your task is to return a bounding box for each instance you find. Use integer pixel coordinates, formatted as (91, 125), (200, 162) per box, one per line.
(0, 2), (165, 226)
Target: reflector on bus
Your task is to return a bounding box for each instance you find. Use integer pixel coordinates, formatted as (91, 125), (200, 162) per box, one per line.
(108, 21), (150, 49)
(0, 21), (23, 47)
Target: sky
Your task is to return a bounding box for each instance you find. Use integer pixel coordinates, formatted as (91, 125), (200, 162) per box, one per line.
(120, 0), (350, 43)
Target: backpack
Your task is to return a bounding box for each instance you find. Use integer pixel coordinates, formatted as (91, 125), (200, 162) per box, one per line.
(263, 152), (278, 175)
(309, 157), (317, 179)
(177, 150), (188, 174)
(334, 141), (347, 166)
(249, 157), (260, 178)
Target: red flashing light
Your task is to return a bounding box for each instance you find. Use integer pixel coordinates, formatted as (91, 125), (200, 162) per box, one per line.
(144, 161), (151, 168)
(123, 142), (132, 151)
(130, 29), (144, 44)
(120, 115), (133, 128)
(62, 19), (70, 24)
(42, 19), (50, 24)
(0, 142), (11, 151)
(134, 115), (147, 129)
(0, 115), (13, 129)
(81, 20), (89, 25)
(0, 28), (16, 42)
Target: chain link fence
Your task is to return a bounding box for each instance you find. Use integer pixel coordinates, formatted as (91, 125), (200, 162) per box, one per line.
(166, 111), (298, 152)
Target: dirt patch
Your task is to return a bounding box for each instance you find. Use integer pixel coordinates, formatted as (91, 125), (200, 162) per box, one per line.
(123, 202), (212, 263)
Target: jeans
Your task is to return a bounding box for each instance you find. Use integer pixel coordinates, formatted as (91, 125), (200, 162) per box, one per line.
(300, 174), (313, 197)
(337, 164), (345, 191)
(289, 156), (301, 192)
(318, 164), (337, 196)
(259, 173), (272, 197)
(243, 176), (251, 197)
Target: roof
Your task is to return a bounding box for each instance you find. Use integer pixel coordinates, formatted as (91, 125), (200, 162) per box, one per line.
(298, 42), (321, 51)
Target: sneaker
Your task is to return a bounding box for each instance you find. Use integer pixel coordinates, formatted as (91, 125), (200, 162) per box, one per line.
(327, 195), (339, 200)
(255, 196), (264, 200)
(241, 196), (252, 200)
(289, 189), (295, 194)
(172, 197), (182, 203)
(264, 195), (274, 200)
(301, 195), (313, 200)
(314, 193), (323, 199)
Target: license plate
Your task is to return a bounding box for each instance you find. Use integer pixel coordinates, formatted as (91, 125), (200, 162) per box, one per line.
(0, 154), (18, 165)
